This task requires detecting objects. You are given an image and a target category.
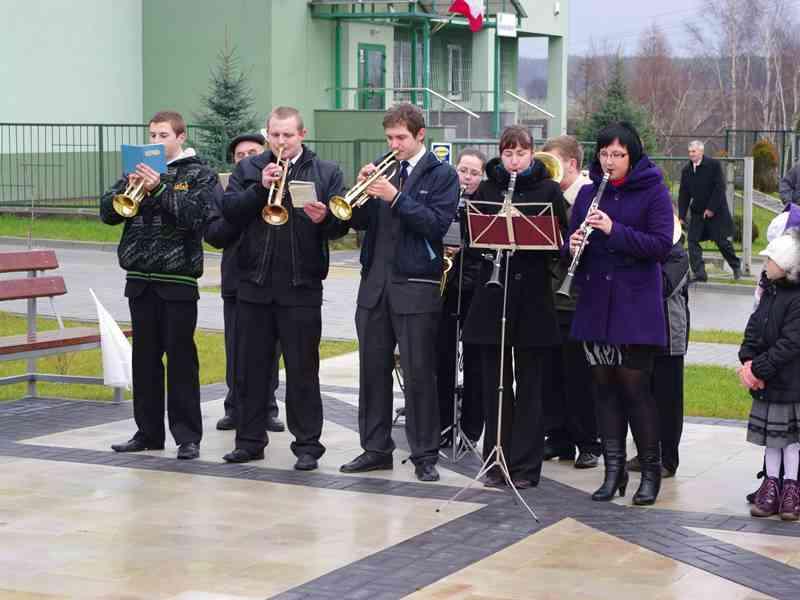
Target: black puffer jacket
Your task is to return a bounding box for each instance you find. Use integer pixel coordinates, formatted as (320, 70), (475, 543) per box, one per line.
(203, 179), (241, 299)
(462, 158), (568, 347)
(740, 277), (800, 404)
(222, 146), (346, 288)
(100, 153), (215, 282)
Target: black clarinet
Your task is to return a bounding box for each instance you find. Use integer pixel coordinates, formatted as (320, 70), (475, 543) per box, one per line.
(486, 171), (517, 288)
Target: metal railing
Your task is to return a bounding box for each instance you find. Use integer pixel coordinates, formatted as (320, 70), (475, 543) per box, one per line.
(0, 123), (221, 208)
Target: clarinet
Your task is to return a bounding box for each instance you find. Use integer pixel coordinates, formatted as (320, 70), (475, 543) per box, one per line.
(556, 173), (610, 298)
(486, 171), (518, 288)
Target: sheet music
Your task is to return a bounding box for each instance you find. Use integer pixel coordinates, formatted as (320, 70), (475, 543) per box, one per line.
(443, 221), (462, 247)
(288, 180), (318, 208)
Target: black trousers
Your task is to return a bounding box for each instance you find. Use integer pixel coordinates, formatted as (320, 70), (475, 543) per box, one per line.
(479, 345), (545, 482)
(129, 286), (201, 446)
(652, 355), (684, 473)
(687, 215), (741, 277)
(223, 297), (279, 420)
(234, 301), (324, 458)
(436, 289), (483, 442)
(356, 296), (440, 466)
(543, 319), (600, 454)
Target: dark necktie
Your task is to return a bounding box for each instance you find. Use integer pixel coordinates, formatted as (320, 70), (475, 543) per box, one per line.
(399, 160), (410, 191)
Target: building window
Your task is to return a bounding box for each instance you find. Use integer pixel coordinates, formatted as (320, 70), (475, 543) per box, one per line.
(447, 45), (463, 99)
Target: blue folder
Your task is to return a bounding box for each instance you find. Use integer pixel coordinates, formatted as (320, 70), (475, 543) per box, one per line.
(121, 144), (167, 175)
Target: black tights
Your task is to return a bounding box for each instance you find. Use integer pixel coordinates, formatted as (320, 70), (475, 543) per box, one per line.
(593, 366), (660, 461)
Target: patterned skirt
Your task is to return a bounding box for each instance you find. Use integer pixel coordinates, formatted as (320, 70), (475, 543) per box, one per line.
(747, 400), (800, 448)
(583, 342), (658, 372)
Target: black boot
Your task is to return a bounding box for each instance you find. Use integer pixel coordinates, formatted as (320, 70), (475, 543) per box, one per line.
(592, 439), (628, 501)
(633, 453), (662, 506)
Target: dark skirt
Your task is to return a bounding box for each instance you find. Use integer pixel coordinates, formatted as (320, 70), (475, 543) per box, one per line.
(747, 400), (800, 448)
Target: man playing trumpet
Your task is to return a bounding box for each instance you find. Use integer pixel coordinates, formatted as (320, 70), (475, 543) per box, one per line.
(221, 106), (346, 467)
(340, 103), (460, 482)
(100, 110), (217, 460)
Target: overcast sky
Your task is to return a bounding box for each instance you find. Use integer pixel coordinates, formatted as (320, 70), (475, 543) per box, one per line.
(521, 0), (701, 57)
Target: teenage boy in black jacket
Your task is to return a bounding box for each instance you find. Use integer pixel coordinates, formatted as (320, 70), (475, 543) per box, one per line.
(339, 103), (460, 482)
(101, 110), (216, 460)
(221, 106), (346, 467)
(205, 132), (285, 434)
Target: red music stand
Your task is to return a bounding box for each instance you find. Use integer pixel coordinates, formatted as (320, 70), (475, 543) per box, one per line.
(438, 198), (562, 521)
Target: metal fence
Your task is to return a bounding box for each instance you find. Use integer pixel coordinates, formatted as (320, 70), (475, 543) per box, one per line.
(0, 123), (756, 271)
(0, 123), (221, 208)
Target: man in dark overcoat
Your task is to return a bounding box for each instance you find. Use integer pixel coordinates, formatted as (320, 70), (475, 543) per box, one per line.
(677, 140), (741, 282)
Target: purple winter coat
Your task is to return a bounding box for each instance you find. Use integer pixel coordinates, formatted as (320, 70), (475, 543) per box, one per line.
(567, 155), (674, 346)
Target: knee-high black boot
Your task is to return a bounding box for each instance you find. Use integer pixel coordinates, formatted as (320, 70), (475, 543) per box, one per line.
(633, 452), (662, 505)
(592, 439), (629, 501)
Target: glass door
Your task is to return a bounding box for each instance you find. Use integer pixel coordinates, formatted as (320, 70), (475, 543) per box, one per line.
(358, 44), (386, 110)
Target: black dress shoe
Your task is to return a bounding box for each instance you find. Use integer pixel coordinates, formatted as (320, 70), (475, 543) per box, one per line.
(688, 273), (708, 284)
(543, 440), (575, 461)
(733, 266), (742, 280)
(216, 415), (235, 431)
(266, 417), (286, 433)
(111, 438), (164, 453)
(294, 454), (318, 471)
(177, 442), (199, 460)
(512, 478), (536, 490)
(415, 463), (440, 482)
(340, 451), (393, 473)
(483, 473), (506, 488)
(574, 451), (599, 469)
(223, 448), (265, 463)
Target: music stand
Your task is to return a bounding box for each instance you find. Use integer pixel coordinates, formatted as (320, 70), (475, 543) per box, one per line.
(437, 197), (561, 521)
(439, 222), (482, 463)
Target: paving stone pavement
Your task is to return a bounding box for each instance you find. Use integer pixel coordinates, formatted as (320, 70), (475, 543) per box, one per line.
(2, 384), (800, 599)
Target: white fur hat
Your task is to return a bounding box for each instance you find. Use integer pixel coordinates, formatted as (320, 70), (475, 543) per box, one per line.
(760, 231), (800, 281)
(672, 214), (683, 245)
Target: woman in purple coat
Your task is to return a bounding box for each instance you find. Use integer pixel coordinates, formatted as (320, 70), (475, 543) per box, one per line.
(566, 122), (674, 505)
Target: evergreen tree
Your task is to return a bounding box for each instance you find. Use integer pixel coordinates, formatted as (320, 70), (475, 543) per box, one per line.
(575, 56), (658, 157)
(193, 42), (259, 170)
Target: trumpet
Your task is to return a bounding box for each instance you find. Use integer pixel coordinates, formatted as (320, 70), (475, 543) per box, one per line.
(556, 173), (610, 298)
(330, 151), (399, 221)
(112, 176), (146, 218)
(262, 144), (289, 226)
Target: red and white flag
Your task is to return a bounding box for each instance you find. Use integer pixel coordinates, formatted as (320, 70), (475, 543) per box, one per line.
(448, 0), (485, 32)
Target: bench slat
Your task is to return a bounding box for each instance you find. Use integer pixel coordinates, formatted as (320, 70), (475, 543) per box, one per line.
(0, 276), (66, 301)
(0, 327), (132, 356)
(0, 251), (59, 273)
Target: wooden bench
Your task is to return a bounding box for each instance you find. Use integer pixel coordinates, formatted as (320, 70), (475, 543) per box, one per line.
(0, 250), (131, 402)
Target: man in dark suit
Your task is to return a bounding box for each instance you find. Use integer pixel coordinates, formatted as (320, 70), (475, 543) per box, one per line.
(205, 132), (285, 434)
(678, 140), (741, 282)
(340, 103), (460, 482)
(221, 106), (346, 467)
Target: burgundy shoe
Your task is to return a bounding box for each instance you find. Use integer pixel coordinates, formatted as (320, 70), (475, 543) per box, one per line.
(779, 479), (800, 521)
(750, 476), (781, 518)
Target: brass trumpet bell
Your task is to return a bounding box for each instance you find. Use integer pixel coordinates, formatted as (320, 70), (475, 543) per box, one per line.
(262, 144), (290, 226)
(112, 178), (146, 218)
(329, 150), (399, 221)
(534, 151), (564, 184)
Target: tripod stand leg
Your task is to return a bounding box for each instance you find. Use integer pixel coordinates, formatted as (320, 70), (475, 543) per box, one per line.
(436, 445), (499, 512)
(494, 446), (539, 522)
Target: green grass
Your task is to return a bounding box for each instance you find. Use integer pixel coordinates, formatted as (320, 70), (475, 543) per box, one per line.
(0, 312), (356, 403)
(699, 204), (774, 254)
(685, 365), (752, 420)
(0, 215), (360, 251)
(0, 215), (121, 243)
(690, 329), (743, 345)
